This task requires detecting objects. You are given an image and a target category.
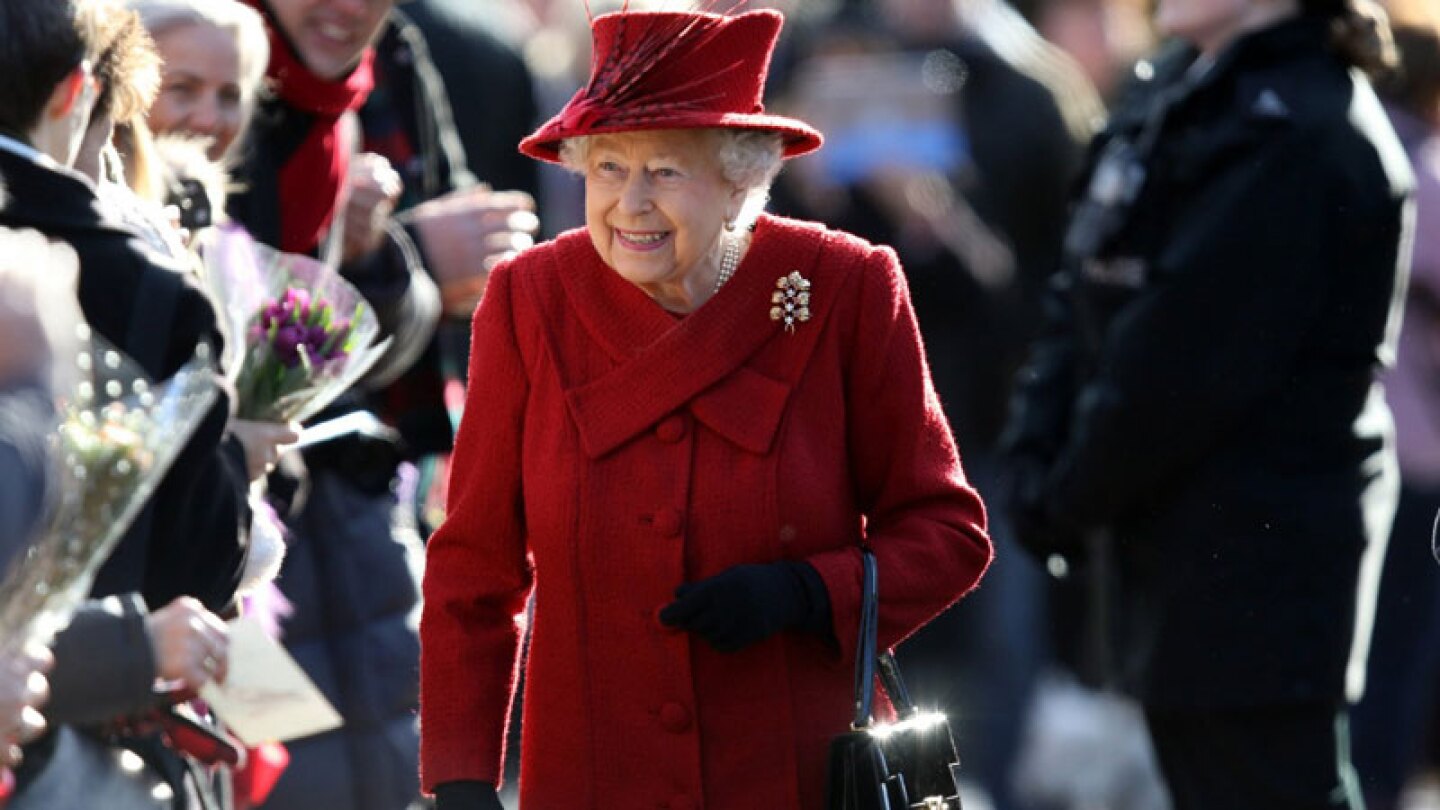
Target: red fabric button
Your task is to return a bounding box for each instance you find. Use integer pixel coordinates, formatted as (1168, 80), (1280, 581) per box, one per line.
(653, 508), (683, 537)
(655, 415), (687, 443)
(670, 796), (697, 810)
(659, 702), (691, 733)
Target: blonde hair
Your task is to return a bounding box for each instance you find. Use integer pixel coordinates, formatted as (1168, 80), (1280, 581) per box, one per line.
(91, 6), (161, 124)
(126, 0), (269, 108)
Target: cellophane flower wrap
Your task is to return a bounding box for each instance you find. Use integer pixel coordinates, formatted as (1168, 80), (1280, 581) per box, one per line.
(0, 328), (219, 655)
(201, 224), (389, 422)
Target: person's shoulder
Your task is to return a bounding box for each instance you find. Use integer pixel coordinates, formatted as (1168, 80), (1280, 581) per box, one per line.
(761, 214), (898, 279)
(96, 237), (217, 367)
(762, 213), (885, 259)
(1234, 50), (1352, 128)
(1212, 24), (1374, 141)
(1244, 57), (1412, 197)
(761, 215), (906, 310)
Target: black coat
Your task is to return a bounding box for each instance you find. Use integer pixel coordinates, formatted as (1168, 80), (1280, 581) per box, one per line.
(0, 383), (53, 572)
(0, 147), (249, 613)
(1001, 17), (1414, 709)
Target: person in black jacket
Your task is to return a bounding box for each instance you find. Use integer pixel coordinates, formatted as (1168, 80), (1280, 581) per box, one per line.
(0, 2), (292, 805)
(0, 0), (292, 618)
(999, 0), (1413, 807)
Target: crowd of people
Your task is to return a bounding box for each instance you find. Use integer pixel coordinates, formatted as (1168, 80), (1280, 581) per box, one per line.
(0, 0), (1437, 808)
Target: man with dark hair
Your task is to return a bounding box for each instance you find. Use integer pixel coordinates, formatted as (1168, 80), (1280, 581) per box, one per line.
(0, 0), (102, 166)
(0, 0), (282, 805)
(0, 0), (250, 617)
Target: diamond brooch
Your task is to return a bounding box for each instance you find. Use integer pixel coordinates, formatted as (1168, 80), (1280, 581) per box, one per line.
(770, 272), (811, 333)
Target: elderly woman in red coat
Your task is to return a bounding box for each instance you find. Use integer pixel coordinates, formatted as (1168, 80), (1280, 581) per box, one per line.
(419, 8), (992, 810)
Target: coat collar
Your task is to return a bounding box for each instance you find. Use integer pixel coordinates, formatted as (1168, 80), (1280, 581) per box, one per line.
(538, 215), (844, 458)
(1103, 15), (1332, 140)
(0, 146), (132, 240)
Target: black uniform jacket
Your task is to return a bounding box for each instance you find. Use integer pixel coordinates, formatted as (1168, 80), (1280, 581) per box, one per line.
(0, 146), (249, 614)
(1002, 16), (1414, 708)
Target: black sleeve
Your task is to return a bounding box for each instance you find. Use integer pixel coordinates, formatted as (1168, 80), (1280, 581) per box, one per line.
(147, 277), (250, 614)
(140, 407), (251, 613)
(0, 384), (54, 572)
(998, 270), (1086, 463)
(90, 266), (250, 615)
(45, 594), (156, 725)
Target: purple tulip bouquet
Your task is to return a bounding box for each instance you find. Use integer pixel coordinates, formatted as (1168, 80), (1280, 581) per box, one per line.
(0, 329), (219, 654)
(201, 225), (388, 422)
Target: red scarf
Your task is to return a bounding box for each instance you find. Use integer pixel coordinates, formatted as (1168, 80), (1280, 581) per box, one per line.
(245, 0), (374, 254)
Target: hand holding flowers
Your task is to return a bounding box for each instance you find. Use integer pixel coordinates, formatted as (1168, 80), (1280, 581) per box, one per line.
(233, 287), (364, 422)
(229, 420), (300, 482)
(202, 225), (389, 424)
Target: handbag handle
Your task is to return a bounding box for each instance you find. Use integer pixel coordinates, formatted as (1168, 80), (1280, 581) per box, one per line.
(852, 549), (923, 730)
(851, 548), (879, 730)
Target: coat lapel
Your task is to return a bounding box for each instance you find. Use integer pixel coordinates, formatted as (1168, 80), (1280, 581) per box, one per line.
(543, 216), (844, 458)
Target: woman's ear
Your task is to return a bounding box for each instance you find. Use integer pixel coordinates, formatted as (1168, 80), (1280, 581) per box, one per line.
(725, 184), (747, 224)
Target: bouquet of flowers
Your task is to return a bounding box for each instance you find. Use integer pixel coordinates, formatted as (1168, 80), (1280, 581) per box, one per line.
(201, 224), (389, 422)
(0, 328), (219, 655)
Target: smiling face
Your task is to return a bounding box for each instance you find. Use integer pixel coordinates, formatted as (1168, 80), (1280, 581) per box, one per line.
(583, 130), (744, 309)
(148, 22), (244, 159)
(267, 0), (393, 81)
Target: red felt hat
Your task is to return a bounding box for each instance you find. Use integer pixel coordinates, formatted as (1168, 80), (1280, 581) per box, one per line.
(518, 8), (823, 163)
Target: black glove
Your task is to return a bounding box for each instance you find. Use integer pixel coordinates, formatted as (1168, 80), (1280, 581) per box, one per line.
(1000, 454), (1084, 563)
(434, 780), (504, 810)
(659, 561), (830, 652)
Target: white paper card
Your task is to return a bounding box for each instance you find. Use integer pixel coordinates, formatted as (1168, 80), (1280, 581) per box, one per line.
(200, 617), (343, 746)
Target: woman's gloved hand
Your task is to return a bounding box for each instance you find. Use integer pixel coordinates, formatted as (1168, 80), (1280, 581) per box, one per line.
(434, 780), (504, 810)
(659, 561), (830, 652)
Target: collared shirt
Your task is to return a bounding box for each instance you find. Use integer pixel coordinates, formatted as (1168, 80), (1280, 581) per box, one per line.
(0, 132), (57, 168)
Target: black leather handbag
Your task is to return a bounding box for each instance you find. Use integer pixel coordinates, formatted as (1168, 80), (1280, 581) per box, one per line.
(825, 548), (964, 810)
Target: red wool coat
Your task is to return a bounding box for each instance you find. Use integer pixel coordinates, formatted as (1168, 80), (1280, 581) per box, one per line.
(420, 214), (992, 810)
